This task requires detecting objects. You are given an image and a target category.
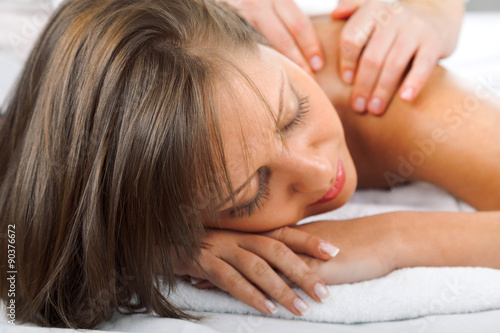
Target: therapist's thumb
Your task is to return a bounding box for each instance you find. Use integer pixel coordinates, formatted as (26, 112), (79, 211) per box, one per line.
(331, 0), (360, 20)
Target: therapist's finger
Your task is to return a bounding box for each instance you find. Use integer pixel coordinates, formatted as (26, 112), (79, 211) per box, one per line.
(331, 0), (361, 20)
(351, 25), (397, 113)
(274, 0), (324, 72)
(338, 9), (376, 85)
(253, 10), (313, 76)
(367, 31), (419, 115)
(399, 40), (440, 102)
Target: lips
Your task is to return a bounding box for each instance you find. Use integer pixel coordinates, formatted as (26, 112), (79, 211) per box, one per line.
(312, 160), (345, 205)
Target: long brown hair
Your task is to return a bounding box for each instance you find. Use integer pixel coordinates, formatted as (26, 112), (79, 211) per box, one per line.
(0, 0), (259, 328)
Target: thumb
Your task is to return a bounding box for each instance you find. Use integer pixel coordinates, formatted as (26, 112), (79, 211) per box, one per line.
(331, 0), (360, 20)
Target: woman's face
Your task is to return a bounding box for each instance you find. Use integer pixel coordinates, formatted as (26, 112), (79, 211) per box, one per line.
(205, 45), (357, 232)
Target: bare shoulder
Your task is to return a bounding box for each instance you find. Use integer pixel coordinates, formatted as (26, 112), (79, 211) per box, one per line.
(310, 19), (500, 208)
(311, 17), (350, 109)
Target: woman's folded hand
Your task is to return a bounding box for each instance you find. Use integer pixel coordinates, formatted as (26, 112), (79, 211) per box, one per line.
(294, 215), (401, 285)
(174, 227), (339, 316)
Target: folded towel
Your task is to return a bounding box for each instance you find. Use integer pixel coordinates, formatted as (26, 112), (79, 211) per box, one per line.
(168, 182), (500, 324)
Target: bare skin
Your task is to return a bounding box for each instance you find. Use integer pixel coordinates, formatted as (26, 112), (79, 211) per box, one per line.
(314, 17), (500, 210)
(296, 18), (500, 283)
(177, 18), (500, 315)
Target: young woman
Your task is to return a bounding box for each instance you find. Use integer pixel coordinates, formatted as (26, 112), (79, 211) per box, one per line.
(0, 0), (498, 329)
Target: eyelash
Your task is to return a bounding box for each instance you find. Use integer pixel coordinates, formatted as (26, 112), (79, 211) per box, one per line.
(231, 167), (270, 218)
(282, 94), (310, 132)
(231, 92), (310, 218)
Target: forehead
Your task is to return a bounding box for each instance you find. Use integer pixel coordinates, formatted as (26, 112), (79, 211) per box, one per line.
(218, 46), (281, 190)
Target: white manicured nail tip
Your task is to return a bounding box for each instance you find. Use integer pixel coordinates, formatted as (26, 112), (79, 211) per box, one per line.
(265, 299), (279, 314)
(294, 298), (310, 315)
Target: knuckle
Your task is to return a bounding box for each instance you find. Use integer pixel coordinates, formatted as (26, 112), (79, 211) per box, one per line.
(376, 78), (395, 94)
(305, 233), (318, 245)
(285, 262), (308, 281)
(251, 260), (269, 278)
(276, 226), (291, 241)
(240, 0), (260, 11)
(366, 0), (380, 10)
(419, 55), (437, 70)
(363, 54), (383, 70)
(424, 32), (439, 46)
(288, 18), (309, 38)
(270, 284), (290, 302)
(339, 35), (360, 56)
(274, 37), (295, 53)
(225, 272), (244, 289)
(410, 17), (424, 31)
(387, 57), (407, 73)
(301, 269), (318, 285)
(270, 241), (291, 258)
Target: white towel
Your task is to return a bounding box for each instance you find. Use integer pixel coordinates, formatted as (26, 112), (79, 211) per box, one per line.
(168, 182), (500, 324)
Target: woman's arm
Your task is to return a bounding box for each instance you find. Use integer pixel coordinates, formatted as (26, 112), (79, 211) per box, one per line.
(295, 211), (500, 285)
(286, 19), (500, 284)
(313, 18), (500, 210)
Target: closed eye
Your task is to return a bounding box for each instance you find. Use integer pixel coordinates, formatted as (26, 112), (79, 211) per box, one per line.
(230, 167), (270, 218)
(282, 93), (310, 132)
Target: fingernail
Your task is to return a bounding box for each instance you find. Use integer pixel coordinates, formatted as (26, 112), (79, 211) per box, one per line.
(401, 86), (415, 101)
(294, 298), (310, 315)
(314, 283), (331, 302)
(343, 69), (354, 83)
(353, 97), (366, 112)
(310, 55), (323, 71)
(190, 277), (203, 285)
(368, 97), (383, 114)
(319, 242), (340, 258)
(265, 299), (279, 314)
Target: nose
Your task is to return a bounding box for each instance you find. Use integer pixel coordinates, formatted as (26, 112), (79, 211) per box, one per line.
(279, 146), (334, 194)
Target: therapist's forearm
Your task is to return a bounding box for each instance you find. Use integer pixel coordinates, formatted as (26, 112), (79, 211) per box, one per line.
(395, 211), (500, 269)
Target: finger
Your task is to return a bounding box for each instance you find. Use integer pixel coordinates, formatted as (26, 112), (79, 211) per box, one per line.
(368, 33), (419, 115)
(331, 0), (360, 20)
(192, 279), (216, 289)
(240, 236), (331, 306)
(226, 247), (313, 316)
(351, 26), (397, 113)
(263, 226), (339, 260)
(203, 256), (281, 315)
(274, 0), (324, 72)
(338, 9), (376, 85)
(399, 42), (440, 102)
(254, 11), (314, 77)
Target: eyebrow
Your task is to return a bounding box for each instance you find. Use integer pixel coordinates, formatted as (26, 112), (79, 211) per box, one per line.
(219, 70), (286, 211)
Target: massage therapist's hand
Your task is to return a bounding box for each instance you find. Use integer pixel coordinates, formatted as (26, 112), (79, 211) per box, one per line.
(215, 0), (324, 77)
(174, 227), (339, 315)
(331, 0), (464, 115)
(294, 215), (401, 284)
